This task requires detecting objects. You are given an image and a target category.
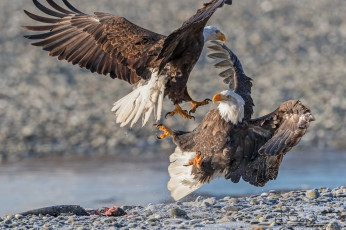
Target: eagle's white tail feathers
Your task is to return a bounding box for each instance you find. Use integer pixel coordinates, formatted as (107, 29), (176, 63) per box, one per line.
(167, 147), (204, 201)
(156, 84), (165, 120)
(111, 72), (166, 127)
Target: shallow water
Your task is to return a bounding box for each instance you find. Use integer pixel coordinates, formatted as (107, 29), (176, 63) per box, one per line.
(0, 149), (345, 216)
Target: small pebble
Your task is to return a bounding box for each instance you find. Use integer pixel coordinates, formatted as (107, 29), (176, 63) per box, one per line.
(260, 193), (268, 197)
(14, 214), (23, 220)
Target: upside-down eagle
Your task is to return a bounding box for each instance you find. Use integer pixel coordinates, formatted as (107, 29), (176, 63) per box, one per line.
(156, 41), (315, 201)
(23, 0), (232, 127)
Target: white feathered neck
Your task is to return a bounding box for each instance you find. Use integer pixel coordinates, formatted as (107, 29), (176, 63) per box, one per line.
(203, 26), (221, 42)
(217, 90), (245, 125)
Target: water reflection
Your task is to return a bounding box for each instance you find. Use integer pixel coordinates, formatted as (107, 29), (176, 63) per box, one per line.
(0, 149), (345, 216)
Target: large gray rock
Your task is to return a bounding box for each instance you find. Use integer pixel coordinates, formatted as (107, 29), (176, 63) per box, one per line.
(306, 189), (320, 199)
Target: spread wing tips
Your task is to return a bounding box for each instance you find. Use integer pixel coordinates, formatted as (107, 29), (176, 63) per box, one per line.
(207, 41), (245, 74)
(23, 10), (61, 24)
(62, 0), (86, 15)
(32, 0), (66, 18)
(24, 0), (86, 24)
(46, 0), (75, 15)
(257, 101), (314, 156)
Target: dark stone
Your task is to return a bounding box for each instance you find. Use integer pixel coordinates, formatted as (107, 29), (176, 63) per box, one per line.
(20, 205), (89, 217)
(170, 208), (189, 219)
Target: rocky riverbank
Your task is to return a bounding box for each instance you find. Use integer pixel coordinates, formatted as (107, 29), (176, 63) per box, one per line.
(1, 187), (345, 229)
(0, 0), (346, 163)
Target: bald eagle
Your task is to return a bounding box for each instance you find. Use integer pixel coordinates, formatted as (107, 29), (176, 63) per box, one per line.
(23, 0), (232, 127)
(156, 41), (315, 201)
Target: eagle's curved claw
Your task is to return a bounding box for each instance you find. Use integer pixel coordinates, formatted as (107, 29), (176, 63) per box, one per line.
(165, 112), (171, 119)
(166, 104), (195, 120)
(155, 124), (173, 140)
(189, 99), (211, 114)
(187, 153), (202, 168)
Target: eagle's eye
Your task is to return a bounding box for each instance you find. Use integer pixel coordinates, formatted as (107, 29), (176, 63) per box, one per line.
(226, 95), (231, 99)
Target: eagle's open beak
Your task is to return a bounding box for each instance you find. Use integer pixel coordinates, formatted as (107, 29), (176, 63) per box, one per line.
(218, 32), (226, 43)
(213, 93), (228, 103)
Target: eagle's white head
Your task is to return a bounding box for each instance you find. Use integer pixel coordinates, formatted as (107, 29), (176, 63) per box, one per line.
(203, 26), (226, 43)
(212, 90), (245, 125)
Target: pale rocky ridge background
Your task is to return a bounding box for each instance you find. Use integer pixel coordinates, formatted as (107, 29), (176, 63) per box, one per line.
(0, 0), (345, 163)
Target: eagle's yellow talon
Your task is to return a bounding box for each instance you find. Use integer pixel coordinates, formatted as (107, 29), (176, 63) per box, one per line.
(187, 153), (202, 168)
(155, 124), (173, 140)
(189, 99), (211, 114)
(166, 104), (195, 120)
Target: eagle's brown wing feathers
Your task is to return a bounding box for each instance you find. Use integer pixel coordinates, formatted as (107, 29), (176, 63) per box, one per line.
(224, 100), (314, 186)
(158, 0), (229, 72)
(251, 100), (314, 156)
(23, 0), (165, 84)
(208, 41), (254, 119)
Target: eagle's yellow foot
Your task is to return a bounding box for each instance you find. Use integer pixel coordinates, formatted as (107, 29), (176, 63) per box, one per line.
(187, 153), (202, 168)
(165, 104), (195, 120)
(189, 99), (211, 114)
(155, 124), (173, 140)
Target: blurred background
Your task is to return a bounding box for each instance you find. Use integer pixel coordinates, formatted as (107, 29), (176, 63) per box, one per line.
(0, 0), (345, 216)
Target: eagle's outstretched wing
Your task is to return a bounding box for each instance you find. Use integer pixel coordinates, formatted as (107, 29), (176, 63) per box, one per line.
(23, 0), (166, 84)
(208, 41), (254, 120)
(23, 0), (232, 84)
(225, 100), (315, 186)
(23, 0), (232, 127)
(251, 100), (315, 156)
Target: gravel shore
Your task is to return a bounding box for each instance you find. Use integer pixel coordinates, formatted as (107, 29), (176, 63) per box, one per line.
(1, 187), (345, 230)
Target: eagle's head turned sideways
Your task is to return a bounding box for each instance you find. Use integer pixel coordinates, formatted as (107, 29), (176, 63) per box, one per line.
(203, 26), (226, 43)
(212, 90), (245, 124)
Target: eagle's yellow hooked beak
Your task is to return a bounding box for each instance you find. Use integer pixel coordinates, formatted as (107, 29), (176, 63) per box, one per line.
(218, 32), (226, 43)
(212, 93), (229, 103)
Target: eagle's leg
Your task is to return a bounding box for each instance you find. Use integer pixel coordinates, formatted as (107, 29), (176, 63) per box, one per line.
(187, 153), (202, 169)
(155, 124), (173, 140)
(165, 104), (195, 120)
(188, 99), (212, 114)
